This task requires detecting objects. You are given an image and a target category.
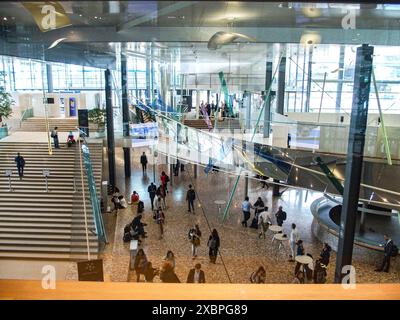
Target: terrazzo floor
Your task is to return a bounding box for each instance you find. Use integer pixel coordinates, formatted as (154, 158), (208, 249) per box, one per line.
(98, 147), (400, 284)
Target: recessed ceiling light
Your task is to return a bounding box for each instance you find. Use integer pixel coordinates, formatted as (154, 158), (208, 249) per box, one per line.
(94, 16), (98, 19)
(3, 17), (7, 21)
(79, 14), (82, 17)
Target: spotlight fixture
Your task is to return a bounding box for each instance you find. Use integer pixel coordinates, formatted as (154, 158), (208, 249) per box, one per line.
(207, 31), (256, 50)
(300, 32), (321, 46)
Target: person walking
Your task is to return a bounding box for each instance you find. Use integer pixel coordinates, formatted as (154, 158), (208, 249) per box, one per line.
(186, 184), (196, 214)
(186, 263), (206, 283)
(51, 126), (60, 149)
(140, 152), (148, 175)
(188, 224), (202, 259)
(173, 159), (180, 176)
(319, 243), (332, 266)
(275, 206), (287, 227)
(147, 182), (157, 211)
(156, 185), (167, 209)
(155, 206), (165, 240)
(208, 229), (220, 264)
(289, 223), (300, 262)
(375, 234), (397, 273)
(14, 153), (25, 179)
(160, 171), (170, 193)
(241, 196), (253, 227)
(258, 209), (271, 239)
(253, 197), (265, 219)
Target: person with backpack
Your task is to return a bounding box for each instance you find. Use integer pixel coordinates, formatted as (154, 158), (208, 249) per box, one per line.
(186, 184), (196, 213)
(208, 229), (220, 264)
(14, 153), (25, 179)
(148, 182), (157, 211)
(275, 206), (287, 227)
(294, 240), (305, 275)
(50, 126), (60, 149)
(375, 234), (397, 273)
(140, 152), (148, 175)
(188, 224), (202, 259)
(160, 171), (170, 193)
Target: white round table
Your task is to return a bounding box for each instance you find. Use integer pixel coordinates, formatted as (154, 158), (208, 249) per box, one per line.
(214, 200), (226, 215)
(295, 255), (313, 265)
(269, 225), (283, 233)
(273, 233), (288, 252)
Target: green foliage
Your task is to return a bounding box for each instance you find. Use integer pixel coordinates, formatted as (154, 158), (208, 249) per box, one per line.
(0, 71), (14, 125)
(88, 107), (106, 130)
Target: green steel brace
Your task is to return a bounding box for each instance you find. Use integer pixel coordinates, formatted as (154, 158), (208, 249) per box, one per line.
(372, 69), (392, 166)
(222, 53), (284, 221)
(218, 71), (234, 117)
(315, 156), (344, 195)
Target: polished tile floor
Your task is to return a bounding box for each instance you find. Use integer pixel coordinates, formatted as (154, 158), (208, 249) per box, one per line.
(96, 147), (400, 284)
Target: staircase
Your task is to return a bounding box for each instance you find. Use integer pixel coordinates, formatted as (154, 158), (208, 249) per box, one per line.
(0, 141), (103, 260)
(19, 117), (78, 132)
(184, 118), (241, 130)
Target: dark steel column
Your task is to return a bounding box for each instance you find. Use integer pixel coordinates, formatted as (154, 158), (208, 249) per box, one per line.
(334, 44), (374, 283)
(263, 61), (273, 138)
(121, 51), (131, 177)
(305, 46), (313, 112)
(276, 57), (286, 115)
(105, 69), (116, 192)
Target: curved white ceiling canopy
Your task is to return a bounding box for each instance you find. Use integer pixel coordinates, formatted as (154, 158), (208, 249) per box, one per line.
(207, 31), (256, 50)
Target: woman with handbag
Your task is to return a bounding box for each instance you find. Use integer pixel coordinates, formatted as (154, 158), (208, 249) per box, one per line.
(188, 225), (202, 259)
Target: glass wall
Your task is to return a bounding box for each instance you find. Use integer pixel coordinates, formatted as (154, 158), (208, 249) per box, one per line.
(285, 44), (400, 114)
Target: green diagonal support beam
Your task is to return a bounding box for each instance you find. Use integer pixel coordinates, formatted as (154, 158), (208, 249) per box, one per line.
(218, 71), (233, 117)
(372, 69), (392, 166)
(222, 53), (284, 221)
(315, 156), (344, 195)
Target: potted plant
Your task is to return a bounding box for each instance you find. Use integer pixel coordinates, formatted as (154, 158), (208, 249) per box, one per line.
(88, 107), (106, 138)
(0, 71), (13, 138)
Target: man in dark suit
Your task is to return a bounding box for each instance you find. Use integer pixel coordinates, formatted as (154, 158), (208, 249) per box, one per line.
(140, 152), (148, 175)
(186, 263), (205, 283)
(375, 234), (394, 273)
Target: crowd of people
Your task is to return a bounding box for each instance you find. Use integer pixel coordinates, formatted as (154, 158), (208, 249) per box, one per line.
(118, 155), (222, 283)
(114, 152), (398, 284)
